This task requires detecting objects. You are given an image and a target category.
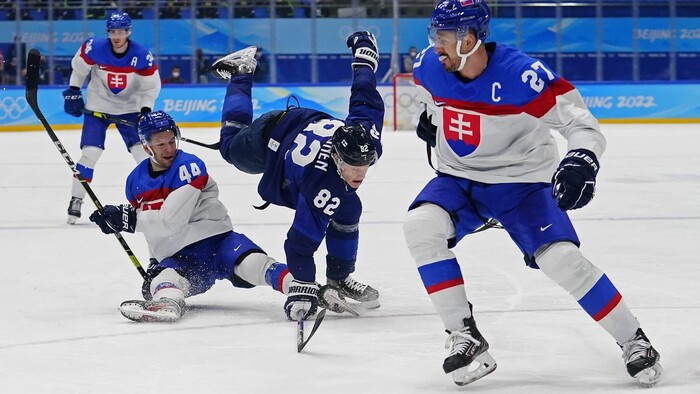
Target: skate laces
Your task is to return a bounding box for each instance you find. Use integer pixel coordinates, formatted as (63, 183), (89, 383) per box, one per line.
(445, 329), (480, 356)
(215, 69), (232, 80)
(342, 276), (368, 293)
(621, 335), (651, 363)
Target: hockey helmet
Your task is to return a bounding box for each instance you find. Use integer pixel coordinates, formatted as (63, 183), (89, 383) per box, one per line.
(331, 124), (377, 167)
(106, 11), (132, 31)
(138, 111), (181, 145)
(429, 0), (490, 43)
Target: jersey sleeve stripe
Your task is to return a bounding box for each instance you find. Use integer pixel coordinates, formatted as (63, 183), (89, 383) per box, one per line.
(137, 64), (159, 76)
(79, 47), (96, 66)
(422, 78), (575, 118)
(189, 174), (209, 190)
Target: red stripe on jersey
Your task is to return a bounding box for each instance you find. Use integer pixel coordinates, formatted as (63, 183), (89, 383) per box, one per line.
(189, 174), (209, 190)
(420, 78), (576, 118)
(425, 277), (465, 295)
(592, 292), (622, 321)
(133, 188), (169, 211)
(79, 46), (96, 66)
(137, 64), (159, 76)
(96, 64), (139, 73)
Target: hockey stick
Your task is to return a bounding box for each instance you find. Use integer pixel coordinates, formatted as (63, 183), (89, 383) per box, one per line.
(26, 48), (146, 280)
(81, 108), (221, 150)
(297, 308), (327, 353)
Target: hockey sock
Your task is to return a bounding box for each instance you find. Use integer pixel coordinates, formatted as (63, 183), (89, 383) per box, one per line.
(265, 262), (291, 294)
(536, 242), (639, 344)
(71, 146), (102, 199)
(418, 258), (472, 330)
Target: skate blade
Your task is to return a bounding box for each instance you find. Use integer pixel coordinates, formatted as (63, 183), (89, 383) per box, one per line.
(67, 215), (78, 225)
(451, 351), (497, 386)
(634, 362), (663, 387)
(318, 286), (360, 316)
(119, 301), (180, 322)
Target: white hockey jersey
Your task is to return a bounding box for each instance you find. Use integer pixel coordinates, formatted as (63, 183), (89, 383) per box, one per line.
(69, 37), (161, 115)
(413, 43), (605, 184)
(125, 151), (232, 262)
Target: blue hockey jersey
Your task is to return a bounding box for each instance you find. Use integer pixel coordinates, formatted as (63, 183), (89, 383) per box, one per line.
(257, 66), (384, 282)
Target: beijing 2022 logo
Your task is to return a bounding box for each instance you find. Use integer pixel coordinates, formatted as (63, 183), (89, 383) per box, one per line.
(0, 97), (29, 120)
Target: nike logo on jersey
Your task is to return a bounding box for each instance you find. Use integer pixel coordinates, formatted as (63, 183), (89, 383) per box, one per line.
(233, 244), (242, 251)
(540, 224), (553, 231)
(99, 65), (108, 69)
(136, 197), (144, 204)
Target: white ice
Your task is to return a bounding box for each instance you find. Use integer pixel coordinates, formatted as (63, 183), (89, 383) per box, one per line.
(1, 124), (699, 393)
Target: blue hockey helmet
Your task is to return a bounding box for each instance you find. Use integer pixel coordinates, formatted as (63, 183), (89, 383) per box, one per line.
(331, 124), (377, 167)
(106, 11), (132, 31)
(138, 111), (181, 144)
(429, 0), (491, 43)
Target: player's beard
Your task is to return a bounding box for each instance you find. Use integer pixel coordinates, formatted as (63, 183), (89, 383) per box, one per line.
(440, 54), (459, 73)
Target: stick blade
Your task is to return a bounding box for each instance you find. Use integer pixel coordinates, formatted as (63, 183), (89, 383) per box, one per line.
(297, 308), (326, 353)
(25, 48), (42, 92)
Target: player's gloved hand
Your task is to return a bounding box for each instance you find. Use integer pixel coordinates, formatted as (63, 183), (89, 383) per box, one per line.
(347, 31), (379, 72)
(284, 280), (320, 321)
(138, 107), (152, 123)
(62, 87), (84, 117)
(89, 204), (137, 234)
(552, 148), (600, 211)
(416, 111), (437, 147)
(141, 258), (161, 300)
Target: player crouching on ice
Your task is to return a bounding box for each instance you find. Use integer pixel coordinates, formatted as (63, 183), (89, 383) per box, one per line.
(209, 31), (385, 320)
(88, 111), (293, 322)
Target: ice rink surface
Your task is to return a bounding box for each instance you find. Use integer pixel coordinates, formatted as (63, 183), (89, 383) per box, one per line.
(1, 124), (698, 393)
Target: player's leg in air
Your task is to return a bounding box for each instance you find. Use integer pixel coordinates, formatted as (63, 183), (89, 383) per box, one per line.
(212, 46), (284, 175)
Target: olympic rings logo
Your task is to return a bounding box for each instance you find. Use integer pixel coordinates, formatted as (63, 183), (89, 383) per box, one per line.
(0, 96), (30, 120)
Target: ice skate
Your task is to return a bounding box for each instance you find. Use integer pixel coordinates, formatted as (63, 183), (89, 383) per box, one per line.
(443, 315), (497, 386)
(211, 46), (257, 80)
(119, 298), (185, 322)
(619, 328), (663, 387)
(318, 285), (360, 316)
(326, 275), (380, 310)
(67, 197), (83, 224)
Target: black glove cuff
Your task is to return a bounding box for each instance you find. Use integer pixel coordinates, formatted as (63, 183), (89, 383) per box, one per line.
(563, 148), (600, 176)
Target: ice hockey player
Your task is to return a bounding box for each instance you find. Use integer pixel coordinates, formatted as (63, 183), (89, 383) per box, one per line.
(63, 11), (161, 224)
(210, 31), (385, 321)
(88, 111), (292, 322)
(402, 0), (662, 387)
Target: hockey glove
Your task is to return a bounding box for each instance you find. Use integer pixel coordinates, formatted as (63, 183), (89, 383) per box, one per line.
(284, 280), (320, 321)
(89, 204), (137, 234)
(62, 87), (84, 117)
(416, 111), (437, 148)
(347, 31), (379, 72)
(552, 148), (600, 211)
